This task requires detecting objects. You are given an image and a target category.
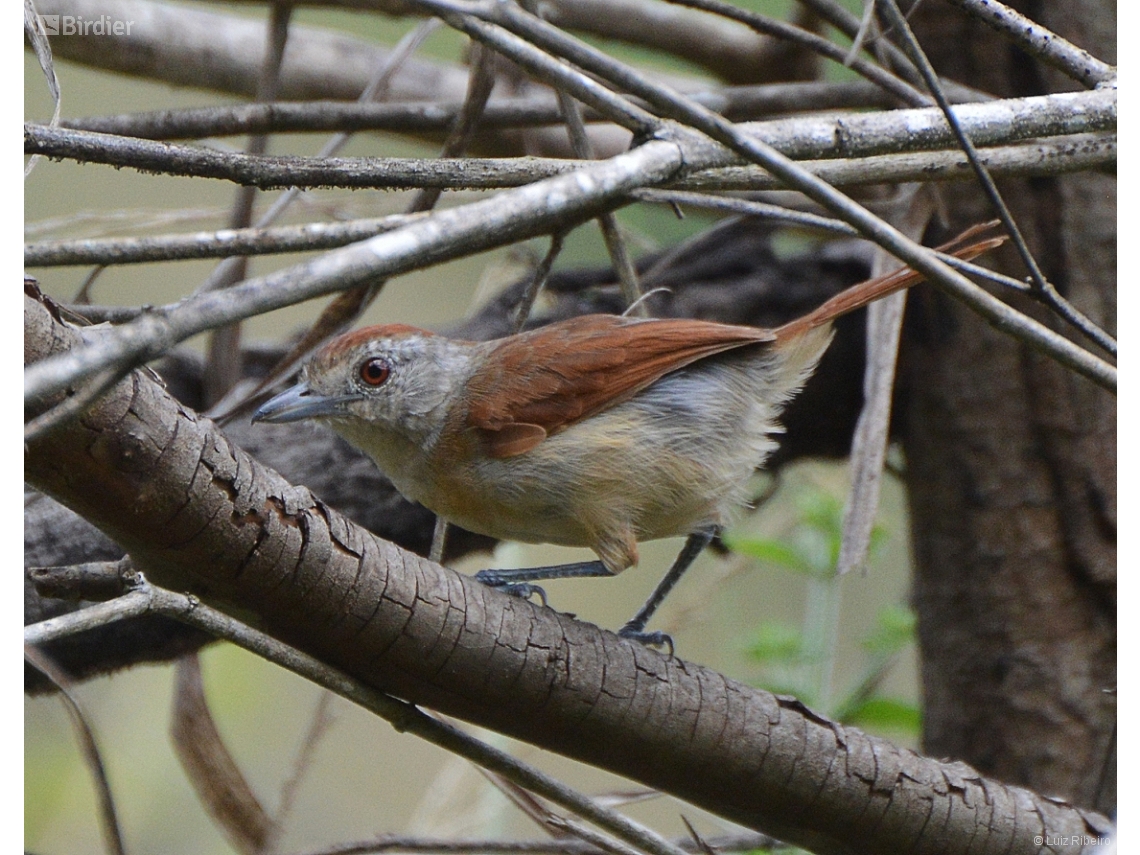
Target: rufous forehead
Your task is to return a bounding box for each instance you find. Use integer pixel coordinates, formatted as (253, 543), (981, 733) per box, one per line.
(317, 323), (435, 360)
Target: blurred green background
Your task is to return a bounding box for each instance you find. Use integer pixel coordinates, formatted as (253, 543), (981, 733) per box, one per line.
(25, 3), (918, 852)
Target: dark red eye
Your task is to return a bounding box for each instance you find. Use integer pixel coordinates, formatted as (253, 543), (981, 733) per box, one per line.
(359, 357), (391, 387)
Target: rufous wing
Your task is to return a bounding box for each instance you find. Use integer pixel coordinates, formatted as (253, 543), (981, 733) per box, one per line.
(466, 314), (776, 459)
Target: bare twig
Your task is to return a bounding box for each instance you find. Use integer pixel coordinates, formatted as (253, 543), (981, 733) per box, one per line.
(24, 0), (62, 177)
(876, 0), (1117, 356)
(511, 231), (566, 332)
(837, 186), (932, 577)
(633, 189), (1036, 295)
(415, 0), (1116, 390)
(59, 82), (927, 141)
(544, 42), (643, 312)
(23, 133), (1115, 408)
(276, 832), (783, 855)
(942, 0), (1116, 87)
(172, 653), (273, 855)
(25, 645), (127, 855)
(677, 133), (1116, 191)
(25, 213), (424, 267)
(23, 113), (1116, 192)
(202, 0), (295, 405)
(659, 0), (930, 106)
(24, 133), (1114, 272)
(793, 0), (923, 86)
(267, 691), (337, 855)
(28, 558), (131, 602)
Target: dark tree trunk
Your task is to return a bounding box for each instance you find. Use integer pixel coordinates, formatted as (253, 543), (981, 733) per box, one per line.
(901, 0), (1116, 814)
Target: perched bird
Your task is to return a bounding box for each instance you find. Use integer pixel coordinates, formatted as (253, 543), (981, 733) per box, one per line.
(254, 227), (1001, 647)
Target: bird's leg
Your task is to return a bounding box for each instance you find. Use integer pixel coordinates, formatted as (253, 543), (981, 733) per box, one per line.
(619, 528), (717, 653)
(475, 560), (614, 606)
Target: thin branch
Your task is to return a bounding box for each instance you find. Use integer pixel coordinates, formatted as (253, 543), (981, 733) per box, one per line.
(873, 2), (1048, 292)
(276, 832), (784, 855)
(876, 0), (1117, 356)
(25, 580), (693, 855)
(429, 515), (449, 564)
(633, 189), (1036, 295)
(23, 114), (1117, 192)
(397, 10), (660, 136)
(837, 187), (931, 577)
(678, 133), (1116, 191)
(172, 653), (272, 855)
(793, 0), (924, 86)
(25, 589), (156, 644)
(407, 37), (498, 213)
(24, 132), (1114, 271)
(24, 645), (127, 855)
(24, 0), (62, 178)
(417, 0), (1116, 390)
(511, 231), (566, 332)
(202, 0), (295, 404)
(59, 82), (925, 141)
(658, 0), (930, 107)
(475, 767), (643, 855)
(267, 691), (337, 855)
(232, 16), (444, 247)
(25, 213), (424, 267)
(28, 559), (131, 602)
(942, 0), (1116, 87)
(546, 52), (643, 311)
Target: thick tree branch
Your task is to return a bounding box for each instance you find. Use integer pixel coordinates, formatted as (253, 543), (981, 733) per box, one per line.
(24, 290), (1112, 855)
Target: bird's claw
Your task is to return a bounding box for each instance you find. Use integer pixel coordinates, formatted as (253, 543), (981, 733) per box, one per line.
(618, 624), (675, 657)
(475, 571), (548, 607)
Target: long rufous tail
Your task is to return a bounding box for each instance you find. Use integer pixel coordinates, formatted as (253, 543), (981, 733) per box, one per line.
(772, 221), (1006, 344)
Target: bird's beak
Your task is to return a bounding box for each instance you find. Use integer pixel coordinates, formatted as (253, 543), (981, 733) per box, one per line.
(252, 382), (360, 424)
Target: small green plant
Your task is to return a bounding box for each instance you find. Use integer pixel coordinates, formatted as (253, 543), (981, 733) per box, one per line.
(725, 489), (921, 738)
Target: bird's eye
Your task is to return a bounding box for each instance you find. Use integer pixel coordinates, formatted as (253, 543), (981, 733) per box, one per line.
(359, 357), (391, 387)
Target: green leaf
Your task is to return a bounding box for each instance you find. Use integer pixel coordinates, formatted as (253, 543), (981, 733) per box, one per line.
(747, 622), (804, 663)
(843, 697), (922, 734)
(724, 534), (811, 573)
(863, 605), (917, 655)
(798, 492), (843, 536)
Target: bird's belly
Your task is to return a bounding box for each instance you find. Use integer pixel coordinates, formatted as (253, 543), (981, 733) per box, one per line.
(423, 405), (762, 552)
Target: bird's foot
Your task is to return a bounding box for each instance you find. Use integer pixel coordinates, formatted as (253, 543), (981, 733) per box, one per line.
(474, 570), (548, 607)
(618, 622), (675, 657)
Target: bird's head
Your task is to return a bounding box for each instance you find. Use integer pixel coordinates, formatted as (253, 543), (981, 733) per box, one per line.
(252, 324), (475, 450)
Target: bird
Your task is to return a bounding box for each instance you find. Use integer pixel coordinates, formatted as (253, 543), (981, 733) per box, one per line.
(253, 225), (1002, 648)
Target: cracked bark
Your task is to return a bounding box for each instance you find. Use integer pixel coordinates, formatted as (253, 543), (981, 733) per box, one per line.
(24, 286), (1111, 855)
